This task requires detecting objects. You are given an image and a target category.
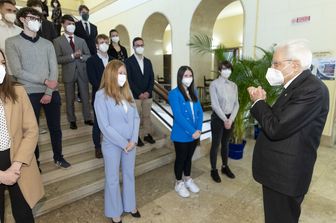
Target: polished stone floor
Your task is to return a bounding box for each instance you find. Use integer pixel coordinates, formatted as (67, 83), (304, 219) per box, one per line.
(35, 140), (336, 223)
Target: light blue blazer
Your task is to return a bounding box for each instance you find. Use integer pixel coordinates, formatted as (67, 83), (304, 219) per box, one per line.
(168, 87), (203, 142)
(94, 89), (140, 149)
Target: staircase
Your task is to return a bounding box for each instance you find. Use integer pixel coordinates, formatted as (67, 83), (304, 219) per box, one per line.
(4, 83), (175, 221)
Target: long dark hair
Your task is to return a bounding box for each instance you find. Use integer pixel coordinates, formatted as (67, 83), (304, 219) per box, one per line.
(0, 50), (18, 102)
(177, 66), (197, 102)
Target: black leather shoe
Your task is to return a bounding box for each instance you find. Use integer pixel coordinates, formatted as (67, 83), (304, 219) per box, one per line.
(95, 148), (103, 159)
(84, 120), (94, 125)
(70, 122), (77, 129)
(131, 210), (141, 218)
(111, 219), (122, 223)
(144, 134), (155, 144)
(211, 169), (221, 183)
(222, 165), (235, 179)
(137, 137), (144, 147)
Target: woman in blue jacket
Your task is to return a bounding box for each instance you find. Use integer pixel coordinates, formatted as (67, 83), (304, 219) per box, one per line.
(168, 66), (203, 198)
(94, 60), (141, 223)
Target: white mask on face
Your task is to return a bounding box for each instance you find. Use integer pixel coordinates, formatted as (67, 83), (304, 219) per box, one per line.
(221, 69), (231, 79)
(111, 36), (119, 43)
(118, 74), (127, 87)
(0, 65), (6, 84)
(27, 20), (41, 32)
(98, 43), (109, 53)
(66, 24), (76, 33)
(135, 47), (144, 55)
(4, 13), (16, 24)
(182, 77), (193, 87)
(266, 68), (284, 86)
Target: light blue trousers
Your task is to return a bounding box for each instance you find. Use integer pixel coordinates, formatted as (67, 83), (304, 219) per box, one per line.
(102, 146), (136, 218)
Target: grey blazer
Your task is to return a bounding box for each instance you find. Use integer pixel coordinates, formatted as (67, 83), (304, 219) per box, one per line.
(53, 35), (91, 83)
(94, 89), (140, 149)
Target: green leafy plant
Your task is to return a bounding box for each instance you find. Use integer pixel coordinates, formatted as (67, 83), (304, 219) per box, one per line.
(189, 34), (281, 144)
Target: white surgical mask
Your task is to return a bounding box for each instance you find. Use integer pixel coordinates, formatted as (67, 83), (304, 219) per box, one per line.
(111, 36), (119, 43)
(265, 68), (284, 86)
(135, 47), (144, 55)
(66, 24), (76, 33)
(182, 77), (193, 87)
(98, 43), (109, 53)
(4, 13), (16, 24)
(118, 74), (127, 87)
(221, 69), (231, 79)
(27, 20), (41, 32)
(0, 65), (6, 84)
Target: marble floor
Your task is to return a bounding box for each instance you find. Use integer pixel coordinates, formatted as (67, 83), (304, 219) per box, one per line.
(35, 140), (336, 223)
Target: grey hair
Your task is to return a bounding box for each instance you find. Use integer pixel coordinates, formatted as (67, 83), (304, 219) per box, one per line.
(276, 39), (312, 70)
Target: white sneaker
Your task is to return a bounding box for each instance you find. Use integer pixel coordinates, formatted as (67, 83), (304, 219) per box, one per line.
(175, 181), (190, 198)
(185, 178), (200, 193)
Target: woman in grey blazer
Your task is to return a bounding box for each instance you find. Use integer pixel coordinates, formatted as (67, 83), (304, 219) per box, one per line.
(94, 60), (141, 223)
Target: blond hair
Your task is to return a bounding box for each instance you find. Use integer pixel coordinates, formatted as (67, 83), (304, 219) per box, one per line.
(100, 60), (134, 104)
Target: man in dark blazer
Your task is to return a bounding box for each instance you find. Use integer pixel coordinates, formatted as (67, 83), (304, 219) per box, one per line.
(247, 40), (329, 223)
(86, 34), (113, 158)
(74, 4), (97, 55)
(125, 37), (155, 147)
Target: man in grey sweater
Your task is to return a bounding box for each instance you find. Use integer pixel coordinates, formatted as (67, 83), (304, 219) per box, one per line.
(5, 7), (71, 169)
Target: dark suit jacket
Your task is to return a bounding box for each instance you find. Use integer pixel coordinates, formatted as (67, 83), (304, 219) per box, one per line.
(86, 54), (113, 101)
(38, 19), (57, 42)
(251, 69), (329, 197)
(125, 54), (154, 99)
(74, 21), (98, 55)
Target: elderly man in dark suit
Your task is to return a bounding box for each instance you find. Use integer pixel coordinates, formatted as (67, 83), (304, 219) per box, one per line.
(247, 40), (329, 223)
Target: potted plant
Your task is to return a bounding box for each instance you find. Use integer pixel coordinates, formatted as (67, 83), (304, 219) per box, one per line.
(189, 34), (281, 159)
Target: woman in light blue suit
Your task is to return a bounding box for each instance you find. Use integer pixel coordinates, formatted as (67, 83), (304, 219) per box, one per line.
(168, 66), (203, 198)
(94, 60), (141, 223)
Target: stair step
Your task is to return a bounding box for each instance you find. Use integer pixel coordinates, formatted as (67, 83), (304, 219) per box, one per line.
(39, 110), (90, 129)
(33, 147), (174, 217)
(38, 125), (92, 146)
(40, 137), (168, 186)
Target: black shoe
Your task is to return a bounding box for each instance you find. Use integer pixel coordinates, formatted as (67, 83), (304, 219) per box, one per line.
(211, 169), (221, 183)
(144, 134), (155, 144)
(70, 122), (77, 129)
(95, 148), (103, 159)
(55, 158), (71, 168)
(137, 137), (144, 147)
(111, 219), (122, 223)
(131, 210), (141, 218)
(77, 97), (82, 103)
(221, 165), (235, 179)
(84, 120), (94, 126)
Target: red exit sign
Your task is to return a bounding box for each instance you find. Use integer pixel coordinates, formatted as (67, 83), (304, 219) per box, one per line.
(292, 16), (311, 24)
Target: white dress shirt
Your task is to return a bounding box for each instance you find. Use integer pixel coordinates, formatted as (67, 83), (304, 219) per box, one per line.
(0, 99), (11, 151)
(121, 100), (128, 113)
(97, 52), (109, 67)
(81, 20), (90, 34)
(135, 54), (144, 74)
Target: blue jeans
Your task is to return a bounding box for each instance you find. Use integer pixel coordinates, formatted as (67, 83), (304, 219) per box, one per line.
(28, 91), (63, 162)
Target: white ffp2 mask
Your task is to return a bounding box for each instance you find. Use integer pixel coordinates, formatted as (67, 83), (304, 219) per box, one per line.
(266, 68), (284, 86)
(118, 74), (127, 87)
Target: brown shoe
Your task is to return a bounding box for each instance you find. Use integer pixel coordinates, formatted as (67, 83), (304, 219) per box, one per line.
(95, 148), (103, 159)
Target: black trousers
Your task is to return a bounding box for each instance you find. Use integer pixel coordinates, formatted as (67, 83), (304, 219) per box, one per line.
(0, 150), (34, 223)
(262, 186), (305, 223)
(173, 140), (197, 181)
(28, 91), (63, 162)
(209, 112), (233, 170)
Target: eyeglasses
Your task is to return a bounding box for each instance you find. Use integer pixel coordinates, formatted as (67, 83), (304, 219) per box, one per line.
(25, 15), (42, 23)
(271, 59), (292, 67)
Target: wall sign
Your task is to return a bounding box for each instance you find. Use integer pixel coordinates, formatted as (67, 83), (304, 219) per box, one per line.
(291, 16), (311, 24)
